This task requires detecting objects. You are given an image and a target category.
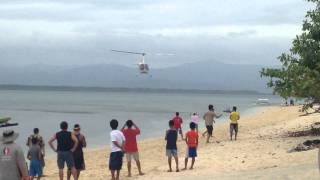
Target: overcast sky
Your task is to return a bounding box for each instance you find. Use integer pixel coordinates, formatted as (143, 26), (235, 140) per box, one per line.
(0, 0), (313, 68)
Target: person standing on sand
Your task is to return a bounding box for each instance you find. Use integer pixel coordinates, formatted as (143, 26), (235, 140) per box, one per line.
(182, 122), (198, 170)
(27, 128), (45, 175)
(173, 112), (184, 140)
(191, 113), (200, 132)
(48, 121), (79, 180)
(67, 124), (87, 180)
(0, 130), (29, 180)
(109, 119), (126, 180)
(203, 104), (222, 143)
(28, 137), (42, 180)
(165, 120), (179, 172)
(121, 120), (144, 177)
(229, 106), (240, 141)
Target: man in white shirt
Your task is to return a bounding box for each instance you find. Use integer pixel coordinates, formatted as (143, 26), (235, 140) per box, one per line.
(109, 119), (126, 180)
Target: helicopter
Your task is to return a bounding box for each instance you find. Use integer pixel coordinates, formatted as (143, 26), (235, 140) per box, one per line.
(0, 117), (18, 128)
(111, 50), (150, 74)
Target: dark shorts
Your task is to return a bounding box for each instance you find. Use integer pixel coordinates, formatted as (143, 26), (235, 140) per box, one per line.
(176, 128), (183, 134)
(206, 125), (213, 136)
(29, 160), (42, 177)
(109, 151), (123, 170)
(230, 123), (238, 133)
(188, 147), (197, 158)
(57, 151), (74, 169)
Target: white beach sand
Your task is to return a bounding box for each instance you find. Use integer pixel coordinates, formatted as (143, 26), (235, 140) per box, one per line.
(42, 106), (320, 180)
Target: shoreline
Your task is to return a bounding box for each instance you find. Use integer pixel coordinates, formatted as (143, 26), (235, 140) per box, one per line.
(42, 105), (320, 180)
(44, 104), (266, 159)
(0, 84), (268, 95)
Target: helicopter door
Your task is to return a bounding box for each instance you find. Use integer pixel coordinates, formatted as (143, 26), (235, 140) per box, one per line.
(144, 64), (149, 71)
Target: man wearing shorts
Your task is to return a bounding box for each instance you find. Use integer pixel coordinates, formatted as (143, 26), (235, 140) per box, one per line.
(49, 121), (79, 180)
(121, 120), (144, 177)
(230, 106), (240, 141)
(109, 119), (126, 180)
(165, 120), (179, 172)
(173, 112), (184, 140)
(203, 105), (222, 143)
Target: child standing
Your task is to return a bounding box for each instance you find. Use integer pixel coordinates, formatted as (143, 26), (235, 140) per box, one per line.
(109, 119), (126, 180)
(165, 120), (179, 172)
(28, 137), (42, 180)
(183, 122), (198, 170)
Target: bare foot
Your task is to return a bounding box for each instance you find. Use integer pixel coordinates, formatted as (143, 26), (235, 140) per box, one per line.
(181, 168), (187, 171)
(127, 174), (132, 177)
(189, 167), (193, 170)
(167, 169), (172, 172)
(139, 172), (145, 176)
(176, 169), (180, 172)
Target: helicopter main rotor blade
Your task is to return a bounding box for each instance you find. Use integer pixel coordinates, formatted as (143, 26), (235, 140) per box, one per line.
(111, 49), (146, 56)
(154, 53), (175, 56)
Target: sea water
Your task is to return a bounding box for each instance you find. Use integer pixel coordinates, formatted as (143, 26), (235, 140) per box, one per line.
(0, 89), (282, 153)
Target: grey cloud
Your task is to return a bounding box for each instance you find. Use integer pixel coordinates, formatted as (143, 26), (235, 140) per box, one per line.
(0, 0), (312, 67)
(0, 0), (311, 26)
(227, 30), (257, 38)
(0, 30), (291, 67)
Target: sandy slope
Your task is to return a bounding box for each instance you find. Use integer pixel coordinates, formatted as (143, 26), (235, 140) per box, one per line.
(42, 106), (320, 180)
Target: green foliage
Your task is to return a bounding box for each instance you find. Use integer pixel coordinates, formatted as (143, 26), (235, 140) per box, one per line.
(261, 0), (320, 111)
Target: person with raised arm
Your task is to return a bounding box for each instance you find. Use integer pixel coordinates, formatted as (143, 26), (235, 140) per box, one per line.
(203, 105), (222, 143)
(121, 120), (144, 177)
(48, 121), (79, 180)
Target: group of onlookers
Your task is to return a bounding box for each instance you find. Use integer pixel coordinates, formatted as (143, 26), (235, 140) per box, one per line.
(109, 104), (240, 179)
(0, 104), (240, 180)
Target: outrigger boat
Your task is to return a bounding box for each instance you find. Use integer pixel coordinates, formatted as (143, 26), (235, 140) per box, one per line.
(0, 117), (18, 128)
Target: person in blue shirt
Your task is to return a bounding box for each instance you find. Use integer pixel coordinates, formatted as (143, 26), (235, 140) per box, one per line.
(165, 120), (179, 172)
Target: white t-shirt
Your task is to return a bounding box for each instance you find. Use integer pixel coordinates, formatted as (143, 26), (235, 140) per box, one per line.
(110, 130), (125, 152)
(191, 115), (200, 124)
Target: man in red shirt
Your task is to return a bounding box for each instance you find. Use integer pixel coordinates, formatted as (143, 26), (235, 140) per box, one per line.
(121, 120), (144, 177)
(182, 122), (198, 170)
(173, 112), (184, 140)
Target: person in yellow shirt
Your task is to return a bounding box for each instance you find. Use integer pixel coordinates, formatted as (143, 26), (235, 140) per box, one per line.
(229, 106), (240, 141)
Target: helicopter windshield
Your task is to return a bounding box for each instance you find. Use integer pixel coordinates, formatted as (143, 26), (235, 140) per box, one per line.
(139, 64), (149, 73)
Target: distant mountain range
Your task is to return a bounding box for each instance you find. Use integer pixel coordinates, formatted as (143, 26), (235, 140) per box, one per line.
(0, 61), (272, 93)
